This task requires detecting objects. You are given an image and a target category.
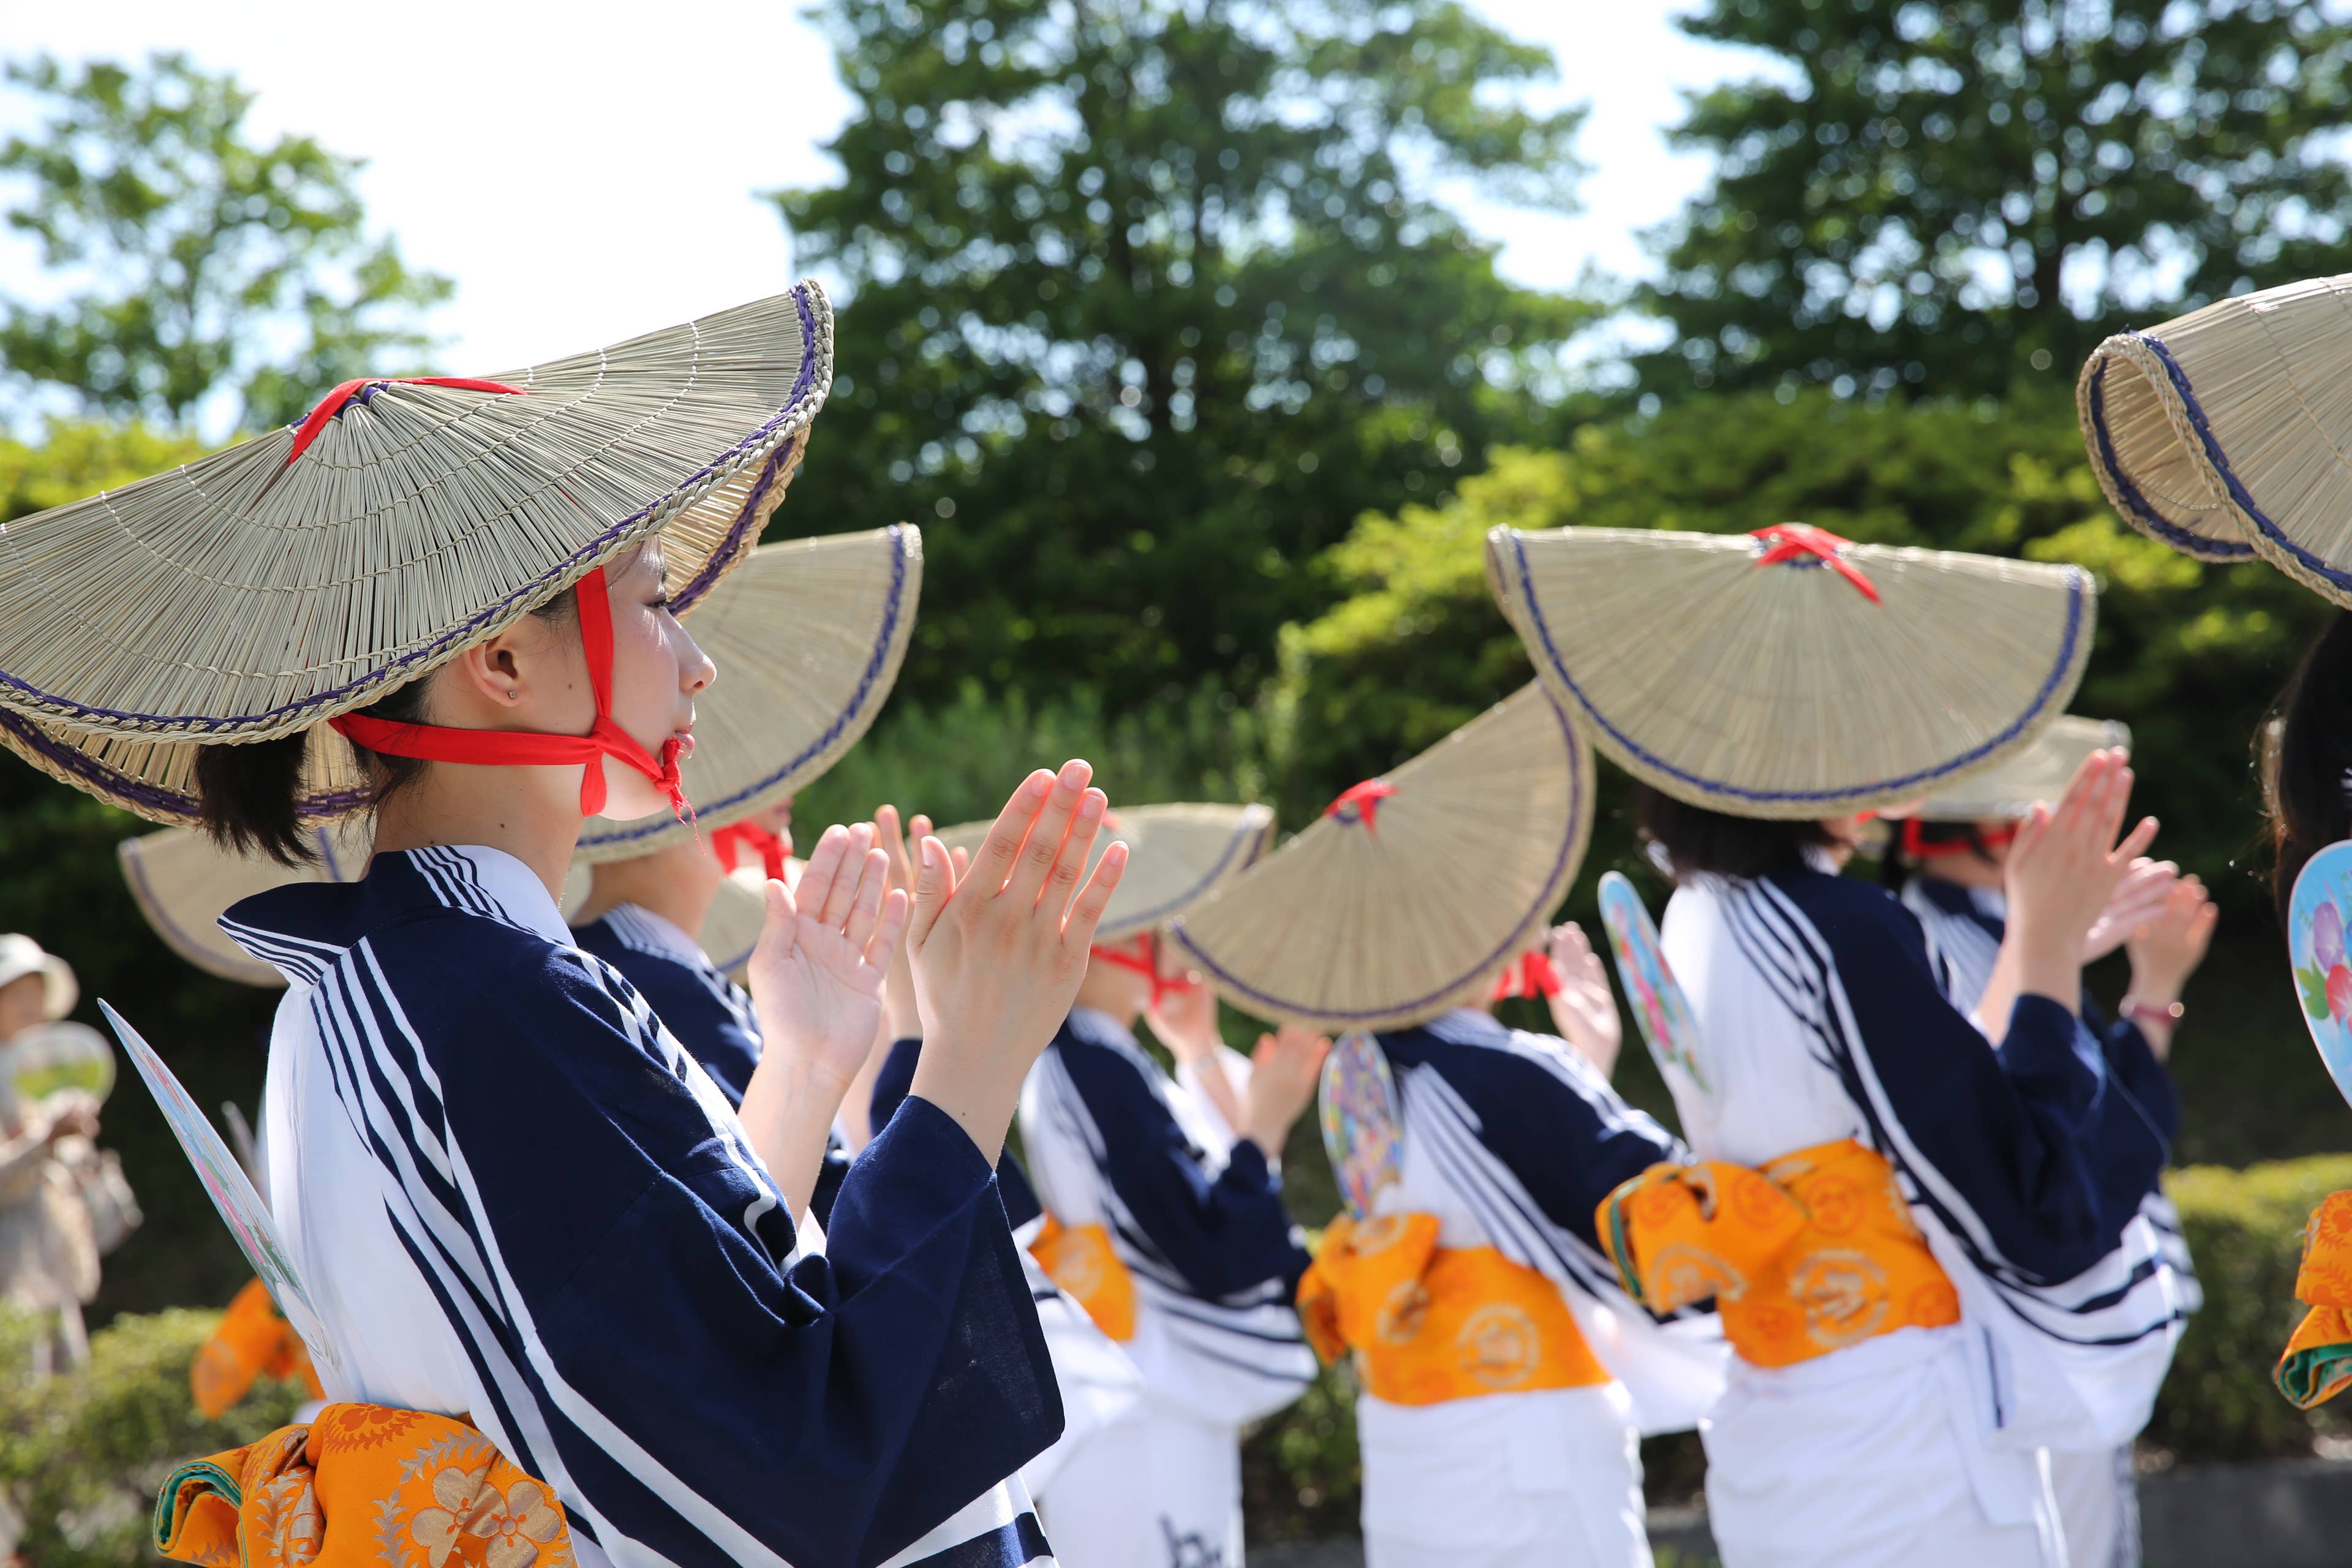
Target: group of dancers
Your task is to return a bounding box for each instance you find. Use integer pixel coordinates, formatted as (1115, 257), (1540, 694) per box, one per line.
(3, 269), (2352, 1568)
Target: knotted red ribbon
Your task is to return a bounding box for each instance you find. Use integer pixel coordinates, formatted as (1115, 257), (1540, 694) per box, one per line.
(330, 565), (694, 822)
(1325, 778), (1398, 835)
(285, 377), (527, 466)
(1490, 951), (1562, 1003)
(1089, 933), (1199, 1009)
(1898, 819), (2018, 860)
(712, 821), (790, 881)
(1749, 524), (1881, 605)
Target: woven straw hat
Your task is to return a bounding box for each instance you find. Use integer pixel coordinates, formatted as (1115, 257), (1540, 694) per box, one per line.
(555, 859), (783, 981)
(574, 527), (921, 862)
(932, 802), (1275, 943)
(1486, 524), (2096, 819)
(0, 285), (833, 820)
(1166, 683), (1592, 1031)
(2078, 276), (2352, 593)
(1909, 715), (2131, 823)
(117, 822), (375, 987)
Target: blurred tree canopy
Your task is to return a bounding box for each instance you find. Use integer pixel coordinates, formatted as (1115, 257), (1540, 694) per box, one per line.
(0, 53), (450, 431)
(774, 0), (1596, 708)
(1638, 0), (2352, 399)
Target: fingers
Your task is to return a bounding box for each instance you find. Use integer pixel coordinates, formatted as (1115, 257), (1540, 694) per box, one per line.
(2011, 802), (2052, 862)
(2110, 815), (2160, 869)
(875, 804), (908, 881)
(1040, 786), (1109, 923)
(841, 846), (892, 950)
(863, 888), (911, 976)
(908, 836), (953, 949)
(1063, 839), (1131, 948)
(971, 769), (1058, 898)
(950, 845), (971, 881)
(1006, 761), (1096, 908)
(793, 824), (854, 922)
(818, 823), (878, 927)
(757, 878), (799, 960)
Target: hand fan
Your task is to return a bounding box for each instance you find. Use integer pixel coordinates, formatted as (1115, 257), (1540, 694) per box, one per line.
(99, 1001), (339, 1373)
(2288, 842), (2352, 1109)
(1319, 1031), (1404, 1219)
(4, 1019), (115, 1104)
(1596, 872), (1711, 1101)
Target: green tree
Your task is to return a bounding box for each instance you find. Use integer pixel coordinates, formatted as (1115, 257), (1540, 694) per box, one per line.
(1637, 0), (2352, 399)
(775, 0), (1596, 708)
(0, 53), (451, 431)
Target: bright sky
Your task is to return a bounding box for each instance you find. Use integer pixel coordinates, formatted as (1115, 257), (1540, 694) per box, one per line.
(0, 1), (1778, 388)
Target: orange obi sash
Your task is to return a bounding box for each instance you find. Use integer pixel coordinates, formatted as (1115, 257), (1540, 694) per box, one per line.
(1031, 1214), (1138, 1341)
(191, 1278), (325, 1420)
(154, 1403), (574, 1568)
(2278, 1189), (2352, 1409)
(1295, 1212), (1607, 1405)
(1598, 1138), (1959, 1369)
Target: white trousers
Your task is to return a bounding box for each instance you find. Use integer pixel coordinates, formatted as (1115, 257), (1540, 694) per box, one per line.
(1357, 1384), (1654, 1568)
(2048, 1445), (2137, 1568)
(1702, 1329), (2059, 1568)
(1037, 1400), (1242, 1568)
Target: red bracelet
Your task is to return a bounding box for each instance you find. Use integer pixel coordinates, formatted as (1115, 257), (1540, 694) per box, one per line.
(2121, 997), (2184, 1027)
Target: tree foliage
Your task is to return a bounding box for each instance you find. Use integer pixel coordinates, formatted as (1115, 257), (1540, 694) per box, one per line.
(0, 53), (451, 431)
(775, 0), (1596, 707)
(1638, 0), (2352, 399)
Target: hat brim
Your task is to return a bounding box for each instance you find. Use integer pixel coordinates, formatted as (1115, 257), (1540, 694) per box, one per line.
(575, 527), (922, 863)
(1487, 526), (2095, 819)
(933, 802), (1276, 943)
(118, 823), (375, 986)
(2079, 279), (2352, 601)
(0, 284), (831, 743)
(1167, 684), (1593, 1031)
(1909, 715), (2130, 823)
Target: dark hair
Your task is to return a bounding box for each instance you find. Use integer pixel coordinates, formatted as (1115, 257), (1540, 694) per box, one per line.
(2268, 608), (2352, 924)
(1635, 783), (1839, 883)
(196, 588), (578, 868)
(1873, 820), (2000, 892)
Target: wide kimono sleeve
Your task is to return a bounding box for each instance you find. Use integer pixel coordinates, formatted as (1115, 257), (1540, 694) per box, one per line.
(1052, 1036), (1310, 1300)
(2089, 1002), (2182, 1148)
(869, 1035), (1041, 1231)
(364, 925), (1058, 1568)
(1798, 883), (2168, 1284)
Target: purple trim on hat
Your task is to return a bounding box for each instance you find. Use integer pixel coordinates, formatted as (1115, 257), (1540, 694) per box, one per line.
(1167, 692), (1586, 1023)
(576, 524), (913, 853)
(1502, 530), (2090, 806)
(0, 707), (372, 821)
(2082, 343), (2257, 561)
(0, 283), (828, 734)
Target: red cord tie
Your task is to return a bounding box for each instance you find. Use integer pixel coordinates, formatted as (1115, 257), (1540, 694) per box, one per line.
(712, 822), (790, 881)
(329, 565), (696, 823)
(286, 377), (527, 466)
(1749, 524), (1881, 605)
(1325, 778), (1398, 835)
(1491, 951), (1562, 1003)
(1088, 933), (1197, 1009)
(1898, 819), (2018, 859)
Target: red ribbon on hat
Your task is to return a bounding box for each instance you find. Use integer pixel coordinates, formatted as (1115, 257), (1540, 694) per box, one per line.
(1491, 951), (1562, 1003)
(286, 377), (527, 465)
(712, 821), (790, 881)
(329, 565), (694, 822)
(1088, 933), (1199, 1009)
(1749, 524), (1880, 605)
(1325, 778), (1398, 834)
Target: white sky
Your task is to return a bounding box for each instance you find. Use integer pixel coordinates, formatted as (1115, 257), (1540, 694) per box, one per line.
(0, 0), (1777, 383)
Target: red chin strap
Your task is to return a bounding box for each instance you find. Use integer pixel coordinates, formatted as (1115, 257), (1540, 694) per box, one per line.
(711, 821), (790, 881)
(1750, 524), (1882, 605)
(1898, 819), (2017, 859)
(329, 564), (694, 821)
(1089, 933), (1198, 1009)
(1491, 951), (1562, 1003)
(1326, 778), (1398, 834)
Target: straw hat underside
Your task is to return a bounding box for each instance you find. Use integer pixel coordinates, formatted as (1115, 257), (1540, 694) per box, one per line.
(935, 802), (1276, 943)
(0, 284), (831, 742)
(2079, 274), (2352, 604)
(1911, 715), (2130, 823)
(1488, 527), (2095, 819)
(575, 527), (923, 862)
(1169, 683), (1592, 1031)
(118, 822), (375, 987)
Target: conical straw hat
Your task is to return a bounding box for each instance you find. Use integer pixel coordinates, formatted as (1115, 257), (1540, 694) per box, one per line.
(1909, 715), (2130, 823)
(932, 802), (1275, 943)
(1486, 524), (2096, 819)
(1166, 683), (1592, 1031)
(0, 712), (371, 829)
(555, 860), (793, 981)
(2078, 274), (2352, 600)
(574, 527), (921, 863)
(117, 821), (375, 987)
(0, 285), (831, 744)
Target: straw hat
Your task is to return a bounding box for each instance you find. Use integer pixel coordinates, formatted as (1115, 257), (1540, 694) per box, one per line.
(0, 285), (833, 820)
(556, 861), (791, 982)
(931, 802), (1275, 944)
(1486, 524), (2096, 819)
(1907, 715), (2131, 823)
(0, 934), (78, 1019)
(574, 527), (921, 862)
(1166, 683), (1593, 1031)
(2078, 276), (2352, 594)
(118, 823), (377, 987)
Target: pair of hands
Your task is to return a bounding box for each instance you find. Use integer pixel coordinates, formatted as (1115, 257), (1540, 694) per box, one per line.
(1147, 978), (1330, 1157)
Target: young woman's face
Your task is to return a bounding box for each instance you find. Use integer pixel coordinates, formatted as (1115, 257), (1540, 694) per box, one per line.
(599, 544), (717, 821)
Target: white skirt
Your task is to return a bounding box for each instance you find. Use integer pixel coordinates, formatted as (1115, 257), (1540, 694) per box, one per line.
(1036, 1397), (1241, 1568)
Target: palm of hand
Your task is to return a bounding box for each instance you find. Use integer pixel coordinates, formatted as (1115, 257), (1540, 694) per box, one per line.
(753, 910), (886, 1084)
